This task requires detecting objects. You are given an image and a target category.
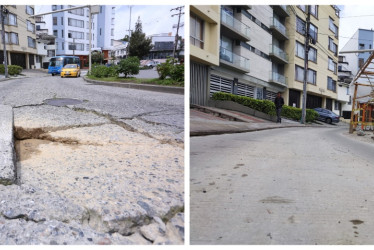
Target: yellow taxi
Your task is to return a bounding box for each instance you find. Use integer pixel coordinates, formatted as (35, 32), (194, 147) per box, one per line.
(60, 64), (81, 78)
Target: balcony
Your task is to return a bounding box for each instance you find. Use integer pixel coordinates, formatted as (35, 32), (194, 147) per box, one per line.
(269, 44), (288, 64)
(220, 46), (250, 73)
(269, 72), (287, 87)
(221, 11), (250, 42)
(269, 18), (289, 40)
(272, 5), (290, 17)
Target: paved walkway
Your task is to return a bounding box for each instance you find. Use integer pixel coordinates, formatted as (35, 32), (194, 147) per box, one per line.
(190, 106), (315, 136)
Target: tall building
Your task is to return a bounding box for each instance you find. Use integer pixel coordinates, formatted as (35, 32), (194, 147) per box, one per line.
(96, 5), (115, 60)
(51, 5), (97, 67)
(35, 16), (56, 69)
(190, 5), (341, 112)
(284, 5), (340, 111)
(0, 5), (37, 69)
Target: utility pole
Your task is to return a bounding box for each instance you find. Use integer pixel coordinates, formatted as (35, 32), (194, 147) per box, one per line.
(301, 5), (311, 124)
(171, 6), (184, 61)
(1, 5), (9, 78)
(126, 5), (132, 58)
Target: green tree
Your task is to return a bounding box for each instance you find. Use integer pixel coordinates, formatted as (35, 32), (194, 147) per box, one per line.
(128, 17), (153, 58)
(121, 35), (130, 42)
(117, 56), (140, 78)
(91, 51), (104, 64)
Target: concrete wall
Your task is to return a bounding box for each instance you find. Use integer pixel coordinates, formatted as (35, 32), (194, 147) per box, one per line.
(190, 5), (220, 66)
(97, 5), (115, 50)
(341, 30), (359, 77)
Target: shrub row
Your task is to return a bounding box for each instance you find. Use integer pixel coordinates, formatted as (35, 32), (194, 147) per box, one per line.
(156, 57), (184, 82)
(212, 92), (318, 122)
(90, 64), (117, 78)
(0, 64), (23, 75)
(89, 57), (140, 78)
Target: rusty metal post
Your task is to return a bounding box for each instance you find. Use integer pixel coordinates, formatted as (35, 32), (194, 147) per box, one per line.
(349, 83), (358, 134)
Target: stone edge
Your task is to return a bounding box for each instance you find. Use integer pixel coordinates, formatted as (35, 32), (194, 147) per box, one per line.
(0, 105), (16, 185)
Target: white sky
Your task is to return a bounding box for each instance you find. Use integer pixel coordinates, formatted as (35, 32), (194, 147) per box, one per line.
(338, 5), (374, 51)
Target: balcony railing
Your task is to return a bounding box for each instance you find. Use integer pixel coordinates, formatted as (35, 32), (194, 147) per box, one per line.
(269, 44), (288, 62)
(269, 72), (287, 86)
(270, 17), (288, 37)
(221, 11), (250, 39)
(220, 46), (250, 71)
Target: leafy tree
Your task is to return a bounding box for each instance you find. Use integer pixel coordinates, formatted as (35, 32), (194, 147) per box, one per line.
(91, 51), (104, 64)
(121, 35), (130, 42)
(128, 17), (153, 58)
(117, 56), (140, 78)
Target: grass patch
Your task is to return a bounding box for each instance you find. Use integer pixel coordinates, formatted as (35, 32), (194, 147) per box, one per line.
(86, 75), (184, 87)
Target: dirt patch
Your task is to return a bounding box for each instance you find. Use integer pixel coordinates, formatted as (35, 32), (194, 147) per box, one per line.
(15, 139), (50, 161)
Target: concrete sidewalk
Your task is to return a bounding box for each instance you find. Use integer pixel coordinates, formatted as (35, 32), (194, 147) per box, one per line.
(190, 106), (327, 136)
(0, 105), (15, 185)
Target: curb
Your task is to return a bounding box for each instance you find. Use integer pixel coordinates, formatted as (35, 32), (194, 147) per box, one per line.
(0, 105), (16, 185)
(83, 77), (184, 95)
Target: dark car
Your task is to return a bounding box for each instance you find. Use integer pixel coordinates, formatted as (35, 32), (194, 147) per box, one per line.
(313, 108), (340, 124)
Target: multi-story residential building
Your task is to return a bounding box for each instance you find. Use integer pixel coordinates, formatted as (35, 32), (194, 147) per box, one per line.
(51, 5), (97, 67)
(337, 55), (353, 117)
(0, 5), (37, 69)
(284, 5), (340, 110)
(341, 28), (374, 77)
(112, 39), (127, 62)
(190, 5), (341, 112)
(96, 5), (115, 61)
(190, 5), (220, 106)
(35, 16), (56, 69)
(147, 33), (175, 60)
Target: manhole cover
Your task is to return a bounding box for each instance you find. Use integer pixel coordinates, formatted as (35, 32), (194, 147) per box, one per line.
(44, 98), (83, 107)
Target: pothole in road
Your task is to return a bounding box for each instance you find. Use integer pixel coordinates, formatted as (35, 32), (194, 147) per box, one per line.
(44, 98), (84, 107)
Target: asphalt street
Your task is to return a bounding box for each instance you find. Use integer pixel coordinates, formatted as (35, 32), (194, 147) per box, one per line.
(0, 71), (184, 244)
(190, 125), (374, 244)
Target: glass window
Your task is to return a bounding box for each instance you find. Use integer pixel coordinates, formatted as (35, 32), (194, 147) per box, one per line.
(27, 36), (35, 48)
(53, 17), (57, 25)
(53, 30), (58, 37)
(295, 65), (316, 84)
(7, 13), (17, 26)
(296, 16), (305, 35)
(309, 46), (317, 63)
(61, 17), (63, 25)
(295, 41), (317, 63)
(298, 5), (306, 12)
(10, 32), (19, 44)
(310, 5), (318, 18)
(256, 88), (263, 100)
(295, 65), (304, 82)
(309, 23), (318, 42)
(328, 57), (337, 74)
(26, 6), (34, 15)
(52, 5), (57, 11)
(27, 20), (35, 33)
(329, 37), (338, 56)
(308, 69), (316, 85)
(327, 77), (337, 92)
(111, 28), (114, 36)
(68, 5), (84, 16)
(68, 18), (84, 28)
(47, 50), (55, 57)
(329, 17), (338, 37)
(190, 14), (204, 49)
(61, 29), (64, 38)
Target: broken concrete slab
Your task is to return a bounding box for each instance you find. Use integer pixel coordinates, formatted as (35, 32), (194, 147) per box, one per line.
(0, 105), (15, 185)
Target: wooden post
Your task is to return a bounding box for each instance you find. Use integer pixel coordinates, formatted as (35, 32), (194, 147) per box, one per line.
(349, 83), (358, 133)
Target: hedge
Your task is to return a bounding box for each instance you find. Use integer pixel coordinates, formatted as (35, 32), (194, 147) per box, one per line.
(0, 64), (23, 75)
(211, 92), (319, 123)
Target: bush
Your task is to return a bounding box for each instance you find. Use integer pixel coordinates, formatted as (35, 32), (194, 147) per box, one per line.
(0, 64), (23, 75)
(117, 57), (140, 78)
(156, 57), (184, 82)
(212, 92), (319, 122)
(170, 63), (184, 82)
(90, 64), (118, 78)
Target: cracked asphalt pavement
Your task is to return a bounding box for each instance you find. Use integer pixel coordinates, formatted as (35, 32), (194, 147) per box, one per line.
(0, 71), (184, 245)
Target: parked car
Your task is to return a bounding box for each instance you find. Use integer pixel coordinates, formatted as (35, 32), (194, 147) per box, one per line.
(146, 61), (157, 68)
(60, 64), (81, 78)
(313, 108), (340, 124)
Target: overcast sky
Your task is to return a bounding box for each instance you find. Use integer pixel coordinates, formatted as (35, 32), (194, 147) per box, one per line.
(338, 5), (374, 51)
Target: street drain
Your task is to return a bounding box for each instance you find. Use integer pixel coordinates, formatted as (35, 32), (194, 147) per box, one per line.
(44, 98), (83, 107)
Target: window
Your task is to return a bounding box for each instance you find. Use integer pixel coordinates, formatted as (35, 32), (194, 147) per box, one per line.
(327, 77), (337, 92)
(86, 44), (89, 51)
(111, 28), (114, 36)
(100, 28), (101, 36)
(329, 17), (338, 38)
(52, 5), (57, 11)
(310, 5), (318, 18)
(111, 39), (114, 46)
(68, 30), (84, 39)
(68, 18), (84, 28)
(9, 13), (17, 26)
(295, 41), (317, 63)
(190, 14), (204, 49)
(328, 57), (337, 74)
(26, 5), (34, 15)
(111, 18), (115, 25)
(100, 6), (102, 13)
(296, 16), (305, 35)
(2, 32), (19, 45)
(346, 87), (349, 95)
(295, 65), (316, 84)
(329, 37), (338, 56)
(334, 101), (340, 110)
(53, 30), (58, 37)
(27, 20), (35, 33)
(309, 23), (318, 42)
(359, 58), (364, 68)
(61, 17), (63, 25)
(69, 43), (84, 51)
(62, 42), (64, 50)
(47, 50), (55, 57)
(53, 17), (57, 25)
(68, 6), (84, 16)
(359, 43), (365, 50)
(112, 7), (115, 15)
(298, 5), (306, 12)
(256, 88), (263, 100)
(61, 29), (64, 38)
(27, 36), (36, 48)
